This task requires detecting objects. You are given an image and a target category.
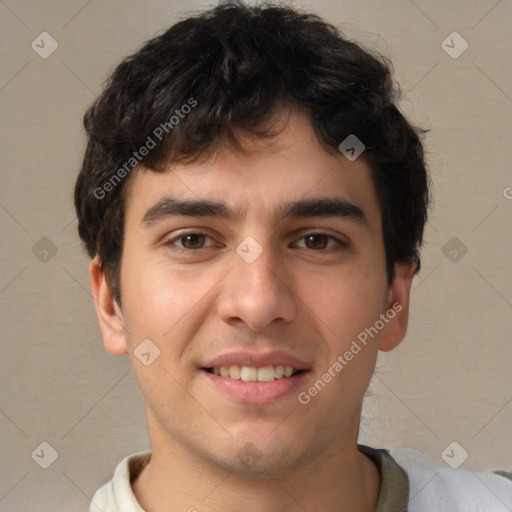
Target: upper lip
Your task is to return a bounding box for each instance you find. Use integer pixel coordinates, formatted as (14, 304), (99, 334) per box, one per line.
(202, 350), (310, 370)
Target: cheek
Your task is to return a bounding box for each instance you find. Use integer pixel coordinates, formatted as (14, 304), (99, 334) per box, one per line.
(305, 267), (387, 345)
(121, 256), (220, 349)
(120, 253), (178, 342)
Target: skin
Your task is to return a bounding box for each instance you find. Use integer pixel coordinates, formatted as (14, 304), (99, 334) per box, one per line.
(90, 106), (416, 512)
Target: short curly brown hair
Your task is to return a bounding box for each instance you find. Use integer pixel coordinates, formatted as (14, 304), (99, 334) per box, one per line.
(74, 0), (431, 305)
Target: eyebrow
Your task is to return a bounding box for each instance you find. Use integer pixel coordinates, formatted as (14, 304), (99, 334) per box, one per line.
(141, 196), (369, 228)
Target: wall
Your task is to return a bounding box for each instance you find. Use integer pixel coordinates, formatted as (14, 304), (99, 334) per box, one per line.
(1, 0), (511, 509)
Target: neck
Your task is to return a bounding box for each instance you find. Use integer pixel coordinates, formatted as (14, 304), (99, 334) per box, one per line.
(132, 419), (380, 512)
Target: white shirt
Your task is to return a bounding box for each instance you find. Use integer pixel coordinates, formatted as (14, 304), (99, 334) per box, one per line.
(89, 446), (512, 511)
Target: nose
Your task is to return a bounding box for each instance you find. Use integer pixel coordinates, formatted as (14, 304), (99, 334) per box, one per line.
(217, 242), (297, 332)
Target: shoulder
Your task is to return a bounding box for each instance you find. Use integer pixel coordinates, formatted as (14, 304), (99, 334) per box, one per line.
(89, 452), (151, 512)
(391, 447), (512, 512)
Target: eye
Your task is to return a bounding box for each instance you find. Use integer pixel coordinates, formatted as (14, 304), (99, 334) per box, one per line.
(294, 233), (347, 250)
(166, 231), (216, 251)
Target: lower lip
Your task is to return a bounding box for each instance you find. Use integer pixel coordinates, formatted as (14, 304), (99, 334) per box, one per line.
(201, 369), (309, 405)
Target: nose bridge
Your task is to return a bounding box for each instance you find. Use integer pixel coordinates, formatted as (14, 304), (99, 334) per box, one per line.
(217, 238), (297, 331)
(236, 241), (281, 294)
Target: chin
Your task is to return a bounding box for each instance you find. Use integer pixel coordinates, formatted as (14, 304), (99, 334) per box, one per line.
(210, 430), (307, 476)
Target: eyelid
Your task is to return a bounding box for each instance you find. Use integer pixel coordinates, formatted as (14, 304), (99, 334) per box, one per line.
(292, 231), (349, 249)
(165, 230), (218, 250)
(164, 229), (349, 252)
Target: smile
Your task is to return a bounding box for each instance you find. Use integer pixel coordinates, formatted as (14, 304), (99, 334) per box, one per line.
(206, 365), (303, 382)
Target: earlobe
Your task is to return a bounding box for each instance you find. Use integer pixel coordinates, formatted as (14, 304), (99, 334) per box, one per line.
(378, 260), (417, 352)
(89, 256), (128, 356)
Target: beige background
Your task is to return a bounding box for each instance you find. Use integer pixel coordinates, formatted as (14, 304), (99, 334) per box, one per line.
(1, 0), (511, 510)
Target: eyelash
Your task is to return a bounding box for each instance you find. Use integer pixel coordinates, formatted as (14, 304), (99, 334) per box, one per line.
(165, 231), (348, 253)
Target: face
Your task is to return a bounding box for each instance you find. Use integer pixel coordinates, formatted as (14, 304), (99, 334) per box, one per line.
(91, 107), (414, 476)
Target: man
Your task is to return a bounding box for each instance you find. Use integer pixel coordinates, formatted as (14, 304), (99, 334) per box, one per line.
(74, 1), (512, 510)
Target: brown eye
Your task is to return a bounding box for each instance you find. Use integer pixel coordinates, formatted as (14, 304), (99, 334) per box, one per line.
(180, 233), (206, 249)
(166, 232), (216, 251)
(304, 234), (329, 250)
(293, 232), (347, 251)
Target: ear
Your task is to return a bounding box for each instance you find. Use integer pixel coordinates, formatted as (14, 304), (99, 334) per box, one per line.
(378, 260), (417, 352)
(89, 256), (128, 356)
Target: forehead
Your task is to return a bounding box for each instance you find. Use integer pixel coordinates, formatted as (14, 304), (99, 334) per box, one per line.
(123, 108), (382, 230)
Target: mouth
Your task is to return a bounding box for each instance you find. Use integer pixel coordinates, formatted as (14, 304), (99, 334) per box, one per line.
(200, 351), (311, 404)
(204, 365), (305, 382)
(200, 353), (310, 404)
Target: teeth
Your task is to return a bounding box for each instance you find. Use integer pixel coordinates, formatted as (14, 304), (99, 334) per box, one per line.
(257, 366), (275, 382)
(274, 365), (285, 378)
(240, 366), (258, 382)
(229, 365), (241, 379)
(211, 365), (299, 382)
